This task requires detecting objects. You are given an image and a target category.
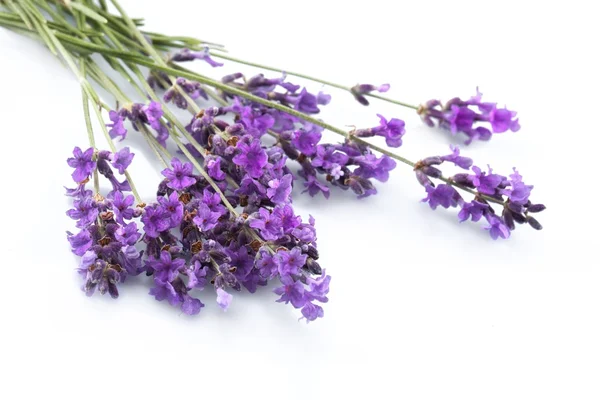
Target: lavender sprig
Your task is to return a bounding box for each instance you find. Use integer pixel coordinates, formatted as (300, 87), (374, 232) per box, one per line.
(66, 146), (143, 298)
(415, 146), (544, 239)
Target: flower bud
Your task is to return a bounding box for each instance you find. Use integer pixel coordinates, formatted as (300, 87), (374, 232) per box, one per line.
(527, 204), (546, 213)
(527, 217), (543, 230)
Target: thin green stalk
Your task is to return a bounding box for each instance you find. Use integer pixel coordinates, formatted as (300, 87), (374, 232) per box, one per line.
(140, 126), (169, 169)
(80, 62), (100, 194)
(5, 0), (32, 29)
(86, 43), (236, 212)
(22, 2), (143, 203)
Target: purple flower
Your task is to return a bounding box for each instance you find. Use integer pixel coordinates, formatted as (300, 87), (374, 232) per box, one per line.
(306, 272), (331, 303)
(79, 250), (97, 272)
(317, 91), (331, 105)
(447, 105), (476, 135)
(440, 146), (473, 170)
(66, 196), (98, 228)
(485, 214), (511, 240)
(115, 222), (141, 246)
(300, 302), (324, 322)
(375, 114), (406, 147)
(202, 189), (227, 217)
(294, 88), (320, 114)
(110, 147), (135, 174)
(162, 158), (197, 190)
(500, 168), (533, 205)
(236, 175), (267, 198)
(354, 154), (397, 182)
(274, 247), (307, 277)
(65, 183), (92, 198)
(107, 110), (127, 141)
(312, 145), (349, 170)
(216, 288), (233, 311)
(485, 105), (520, 133)
(292, 129), (322, 156)
(302, 175), (330, 198)
(149, 280), (179, 304)
(292, 220), (317, 243)
(186, 261), (208, 290)
(228, 246), (254, 279)
(330, 164), (344, 179)
(111, 191), (135, 223)
(464, 127), (492, 144)
(158, 191), (184, 227)
(458, 200), (489, 222)
(67, 229), (92, 256)
(472, 166), (504, 195)
(193, 203), (220, 232)
(249, 208), (283, 240)
(205, 155), (226, 181)
(355, 115), (406, 147)
(273, 276), (307, 308)
(142, 101), (164, 126)
(146, 251), (185, 283)
(181, 296), (204, 315)
(141, 205), (170, 238)
(346, 175), (377, 198)
(422, 184), (461, 209)
(238, 107), (275, 137)
(67, 147), (96, 183)
(267, 174), (293, 204)
(257, 249), (278, 279)
(272, 204), (302, 233)
(232, 138), (268, 178)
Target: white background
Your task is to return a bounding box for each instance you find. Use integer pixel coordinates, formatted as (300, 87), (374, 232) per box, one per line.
(1, 0), (599, 398)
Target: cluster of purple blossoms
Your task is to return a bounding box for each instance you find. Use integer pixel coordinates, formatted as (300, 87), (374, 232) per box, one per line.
(137, 155), (330, 321)
(219, 72), (331, 115)
(418, 89), (520, 144)
(179, 93), (402, 199)
(414, 146), (545, 239)
(66, 146), (143, 298)
(106, 101), (170, 146)
(278, 128), (399, 198)
(159, 69), (405, 199)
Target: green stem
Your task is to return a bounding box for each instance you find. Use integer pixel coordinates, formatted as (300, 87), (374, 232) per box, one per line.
(140, 125), (170, 168)
(80, 62), (100, 194)
(22, 2), (143, 203)
(107, 1), (243, 208)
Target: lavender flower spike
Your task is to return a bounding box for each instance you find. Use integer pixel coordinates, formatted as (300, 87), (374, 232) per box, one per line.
(66, 146), (142, 299)
(414, 146), (544, 240)
(67, 147), (96, 183)
(418, 88), (520, 144)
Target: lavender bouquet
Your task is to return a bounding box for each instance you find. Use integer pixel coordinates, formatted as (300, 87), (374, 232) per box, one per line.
(0, 0), (544, 321)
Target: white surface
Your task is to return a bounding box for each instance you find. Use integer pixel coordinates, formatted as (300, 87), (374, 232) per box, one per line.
(1, 0), (598, 399)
